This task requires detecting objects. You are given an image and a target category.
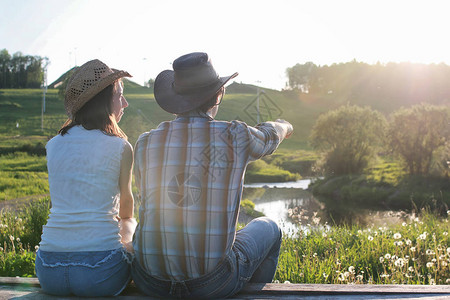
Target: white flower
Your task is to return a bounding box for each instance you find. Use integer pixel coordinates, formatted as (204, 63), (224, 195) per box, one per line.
(323, 272), (327, 278)
(348, 266), (355, 274)
(426, 249), (435, 255)
(322, 232), (327, 238)
(368, 235), (374, 241)
(408, 266), (414, 272)
(441, 261), (448, 267)
(385, 253), (391, 260)
(410, 247), (416, 252)
(9, 235), (14, 241)
(0, 247), (3, 251)
(418, 232), (427, 240)
(394, 241), (403, 246)
(447, 247), (450, 254)
(16, 238), (20, 242)
(284, 280), (291, 284)
(443, 232), (448, 236)
(402, 222), (407, 227)
(393, 233), (402, 239)
(35, 245), (39, 252)
(394, 258), (405, 267)
(379, 257), (385, 263)
(406, 239), (412, 245)
(426, 262), (434, 268)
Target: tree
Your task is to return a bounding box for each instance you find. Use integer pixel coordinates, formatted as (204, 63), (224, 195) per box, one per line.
(285, 62), (317, 92)
(310, 105), (386, 175)
(0, 49), (12, 88)
(388, 104), (449, 175)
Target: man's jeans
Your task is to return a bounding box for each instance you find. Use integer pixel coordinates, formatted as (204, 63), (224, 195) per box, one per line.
(131, 217), (282, 299)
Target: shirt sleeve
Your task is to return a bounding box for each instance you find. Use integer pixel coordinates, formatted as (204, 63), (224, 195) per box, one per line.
(230, 121), (282, 162)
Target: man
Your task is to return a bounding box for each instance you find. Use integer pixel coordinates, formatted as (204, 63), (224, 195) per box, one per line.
(132, 52), (293, 299)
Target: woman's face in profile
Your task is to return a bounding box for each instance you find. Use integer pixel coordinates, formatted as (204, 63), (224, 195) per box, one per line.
(112, 81), (128, 122)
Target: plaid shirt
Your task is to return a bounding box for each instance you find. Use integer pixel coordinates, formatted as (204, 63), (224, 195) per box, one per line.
(133, 115), (284, 280)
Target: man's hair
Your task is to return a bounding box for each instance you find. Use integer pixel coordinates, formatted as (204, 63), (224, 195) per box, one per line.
(59, 80), (127, 139)
(198, 87), (225, 113)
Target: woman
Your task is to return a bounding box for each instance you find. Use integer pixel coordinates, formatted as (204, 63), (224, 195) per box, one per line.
(35, 59), (136, 297)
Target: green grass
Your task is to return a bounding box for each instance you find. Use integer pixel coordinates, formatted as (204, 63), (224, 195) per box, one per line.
(245, 159), (301, 183)
(0, 152), (48, 201)
(275, 210), (450, 285)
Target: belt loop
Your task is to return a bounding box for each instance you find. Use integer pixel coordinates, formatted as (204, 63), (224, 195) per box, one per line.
(169, 280), (190, 298)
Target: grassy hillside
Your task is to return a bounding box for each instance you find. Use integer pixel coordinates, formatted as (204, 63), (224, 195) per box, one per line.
(0, 82), (331, 150)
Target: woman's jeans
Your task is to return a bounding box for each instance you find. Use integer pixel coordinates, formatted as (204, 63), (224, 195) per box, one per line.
(35, 248), (131, 297)
(131, 217), (282, 299)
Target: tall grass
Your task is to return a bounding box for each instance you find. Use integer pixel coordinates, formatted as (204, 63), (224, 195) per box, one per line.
(275, 209), (450, 285)
(0, 197), (50, 277)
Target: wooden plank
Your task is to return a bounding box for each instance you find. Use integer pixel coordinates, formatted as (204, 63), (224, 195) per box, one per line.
(240, 283), (450, 295)
(1, 277), (450, 298)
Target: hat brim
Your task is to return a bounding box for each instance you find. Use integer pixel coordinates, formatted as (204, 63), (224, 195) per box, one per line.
(154, 70), (238, 114)
(68, 70), (132, 118)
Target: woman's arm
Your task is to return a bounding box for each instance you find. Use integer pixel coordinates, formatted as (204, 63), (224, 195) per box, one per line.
(118, 141), (136, 252)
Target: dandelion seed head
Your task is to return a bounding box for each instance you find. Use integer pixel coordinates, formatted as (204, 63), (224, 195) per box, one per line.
(406, 239), (412, 245)
(385, 253), (391, 260)
(402, 222), (407, 227)
(410, 247), (416, 252)
(426, 262), (434, 268)
(379, 257), (385, 263)
(348, 266), (355, 273)
(394, 258), (405, 267)
(368, 235), (373, 241)
(408, 266), (414, 272)
(443, 232), (448, 236)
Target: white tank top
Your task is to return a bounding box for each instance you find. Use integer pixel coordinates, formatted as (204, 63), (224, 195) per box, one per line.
(40, 126), (128, 252)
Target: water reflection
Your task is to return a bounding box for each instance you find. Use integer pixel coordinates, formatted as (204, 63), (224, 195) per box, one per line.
(242, 180), (413, 233)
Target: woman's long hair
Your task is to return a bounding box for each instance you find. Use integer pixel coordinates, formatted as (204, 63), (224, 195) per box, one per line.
(59, 80), (127, 140)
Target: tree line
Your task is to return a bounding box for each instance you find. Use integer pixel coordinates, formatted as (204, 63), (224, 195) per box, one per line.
(310, 103), (449, 177)
(286, 61), (450, 110)
(0, 49), (46, 88)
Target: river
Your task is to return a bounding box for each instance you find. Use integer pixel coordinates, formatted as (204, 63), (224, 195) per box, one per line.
(243, 179), (412, 234)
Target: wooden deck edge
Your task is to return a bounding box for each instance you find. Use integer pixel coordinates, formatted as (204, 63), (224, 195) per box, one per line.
(240, 283), (450, 295)
(1, 277), (449, 295)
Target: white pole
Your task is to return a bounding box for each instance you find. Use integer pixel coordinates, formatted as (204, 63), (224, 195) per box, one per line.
(257, 87), (260, 124)
(41, 58), (49, 131)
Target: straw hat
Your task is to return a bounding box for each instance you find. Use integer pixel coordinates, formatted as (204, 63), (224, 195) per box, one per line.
(64, 59), (132, 119)
(154, 52), (238, 114)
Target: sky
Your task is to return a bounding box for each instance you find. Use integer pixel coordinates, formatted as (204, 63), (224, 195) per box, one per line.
(1, 0), (449, 90)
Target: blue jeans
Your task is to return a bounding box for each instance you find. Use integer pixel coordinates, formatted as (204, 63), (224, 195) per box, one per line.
(131, 217), (282, 299)
(35, 248), (131, 297)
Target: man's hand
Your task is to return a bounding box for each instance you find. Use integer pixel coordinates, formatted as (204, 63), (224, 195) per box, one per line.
(275, 119), (294, 139)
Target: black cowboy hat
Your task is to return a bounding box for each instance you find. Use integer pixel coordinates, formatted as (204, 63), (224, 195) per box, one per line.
(154, 52), (238, 114)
